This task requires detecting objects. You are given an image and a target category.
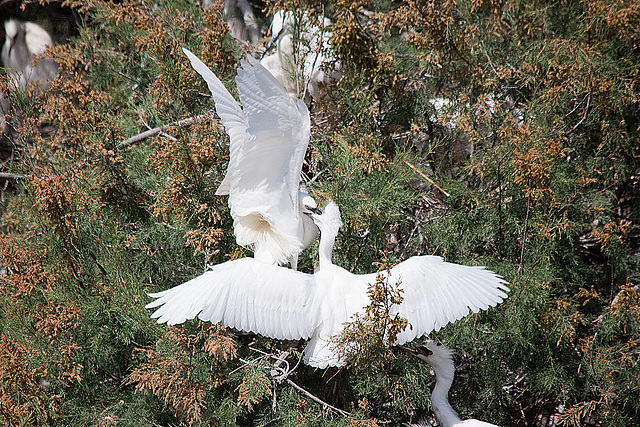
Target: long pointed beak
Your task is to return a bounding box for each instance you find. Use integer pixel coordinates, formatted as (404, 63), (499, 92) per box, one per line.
(304, 206), (323, 216)
(399, 344), (432, 357)
(399, 345), (419, 355)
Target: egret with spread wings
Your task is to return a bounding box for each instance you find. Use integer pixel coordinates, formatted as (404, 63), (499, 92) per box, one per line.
(183, 49), (317, 269)
(147, 201), (509, 368)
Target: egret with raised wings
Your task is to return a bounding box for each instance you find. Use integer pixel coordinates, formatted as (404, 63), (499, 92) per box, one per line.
(403, 342), (501, 427)
(183, 49), (317, 269)
(147, 201), (509, 368)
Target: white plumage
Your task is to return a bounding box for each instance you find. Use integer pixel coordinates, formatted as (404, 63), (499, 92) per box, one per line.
(404, 342), (501, 427)
(260, 11), (340, 101)
(183, 48), (317, 269)
(147, 201), (509, 368)
(2, 19), (58, 88)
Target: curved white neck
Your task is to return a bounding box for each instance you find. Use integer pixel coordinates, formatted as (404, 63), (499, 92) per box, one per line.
(318, 229), (335, 269)
(431, 365), (463, 427)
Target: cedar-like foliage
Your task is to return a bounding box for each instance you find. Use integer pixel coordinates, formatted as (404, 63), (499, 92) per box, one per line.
(0, 0), (638, 425)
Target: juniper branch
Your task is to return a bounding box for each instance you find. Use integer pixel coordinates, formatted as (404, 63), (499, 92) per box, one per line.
(285, 378), (351, 417)
(117, 113), (212, 148)
(563, 94), (591, 137)
(0, 172), (25, 180)
(404, 160), (450, 197)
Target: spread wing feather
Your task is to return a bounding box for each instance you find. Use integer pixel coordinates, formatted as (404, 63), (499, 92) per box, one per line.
(182, 48), (248, 185)
(371, 256), (509, 344)
(146, 258), (320, 340)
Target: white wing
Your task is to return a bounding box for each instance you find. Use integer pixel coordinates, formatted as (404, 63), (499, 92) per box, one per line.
(146, 258), (320, 340)
(233, 55), (310, 202)
(183, 49), (312, 265)
(228, 57), (311, 261)
(182, 48), (248, 176)
(377, 256), (509, 344)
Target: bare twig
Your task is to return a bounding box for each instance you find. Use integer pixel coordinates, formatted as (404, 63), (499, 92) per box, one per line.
(563, 94), (591, 137)
(117, 113), (212, 148)
(480, 41), (499, 78)
(285, 378), (351, 417)
(307, 168), (327, 185)
(138, 112), (176, 142)
(519, 193), (531, 270)
(0, 172), (25, 180)
(404, 160), (450, 197)
(240, 348), (348, 417)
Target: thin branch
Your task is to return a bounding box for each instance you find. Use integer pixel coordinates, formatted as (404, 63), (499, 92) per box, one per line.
(285, 378), (351, 417)
(519, 193), (531, 270)
(563, 94), (591, 137)
(404, 160), (450, 197)
(0, 172), (25, 180)
(307, 168), (327, 185)
(480, 41), (499, 78)
(139, 112), (176, 142)
(117, 113), (212, 148)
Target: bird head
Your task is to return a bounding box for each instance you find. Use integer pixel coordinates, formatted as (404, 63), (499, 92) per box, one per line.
(4, 20), (20, 40)
(299, 190), (317, 212)
(400, 344), (433, 362)
(305, 200), (342, 234)
(401, 340), (455, 363)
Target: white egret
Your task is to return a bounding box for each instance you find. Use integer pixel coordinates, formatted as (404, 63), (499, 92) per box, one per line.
(221, 0), (260, 44)
(403, 342), (501, 427)
(260, 11), (340, 101)
(183, 49), (317, 269)
(1, 19), (58, 89)
(147, 200), (509, 368)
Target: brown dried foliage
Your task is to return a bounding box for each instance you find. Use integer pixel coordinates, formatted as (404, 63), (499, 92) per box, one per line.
(128, 335), (207, 422)
(148, 120), (227, 259)
(0, 236), (82, 423)
(335, 263), (407, 369)
(0, 336), (47, 426)
(30, 166), (84, 238)
(509, 126), (567, 201)
(128, 324), (237, 423)
(34, 301), (81, 342)
(129, 346), (207, 423)
(611, 278), (640, 321)
(0, 235), (54, 298)
(236, 370), (271, 411)
(539, 299), (586, 347)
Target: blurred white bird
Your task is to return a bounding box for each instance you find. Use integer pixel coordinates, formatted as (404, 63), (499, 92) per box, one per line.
(1, 19), (58, 89)
(222, 0), (260, 44)
(260, 10), (340, 101)
(183, 48), (317, 269)
(147, 200), (509, 368)
(403, 342), (501, 427)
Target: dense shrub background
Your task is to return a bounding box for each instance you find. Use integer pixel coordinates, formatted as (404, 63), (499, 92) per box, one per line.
(0, 0), (638, 425)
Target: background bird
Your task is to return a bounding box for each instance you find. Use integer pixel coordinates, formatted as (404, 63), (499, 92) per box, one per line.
(183, 48), (317, 269)
(147, 200), (509, 368)
(260, 10), (340, 101)
(403, 342), (501, 427)
(2, 19), (58, 89)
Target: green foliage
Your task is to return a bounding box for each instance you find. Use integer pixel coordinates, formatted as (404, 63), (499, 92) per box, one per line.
(1, 0), (639, 425)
